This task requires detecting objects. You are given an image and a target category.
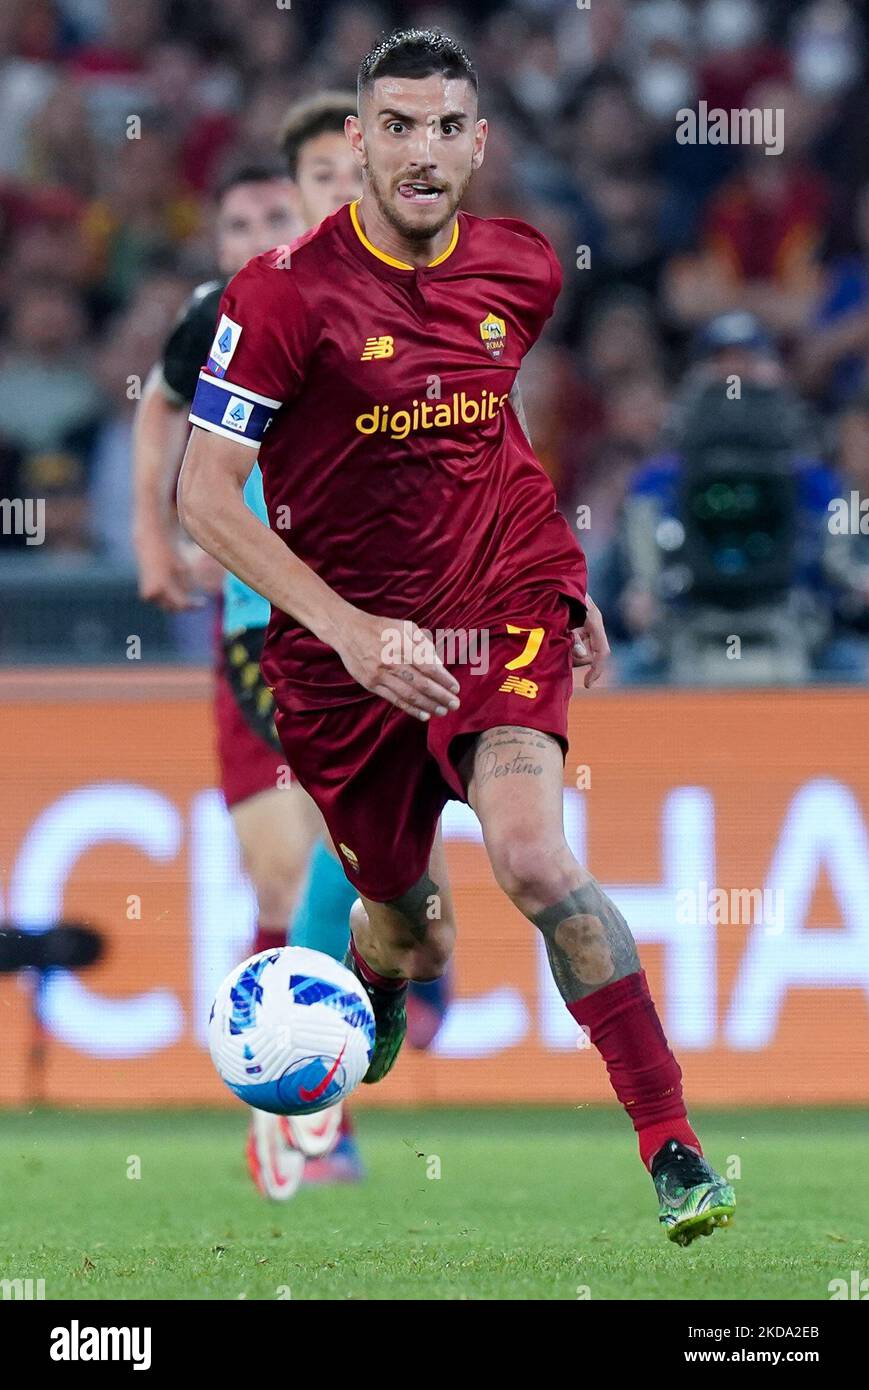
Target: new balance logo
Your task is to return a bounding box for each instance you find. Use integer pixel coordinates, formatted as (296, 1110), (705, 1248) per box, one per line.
(498, 676), (538, 699)
(361, 335), (394, 360)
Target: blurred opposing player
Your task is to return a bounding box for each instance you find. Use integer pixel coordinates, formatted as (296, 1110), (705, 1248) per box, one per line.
(180, 29), (736, 1244)
(133, 96), (365, 1198)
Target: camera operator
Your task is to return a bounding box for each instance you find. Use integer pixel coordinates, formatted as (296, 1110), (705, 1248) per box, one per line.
(617, 312), (839, 685)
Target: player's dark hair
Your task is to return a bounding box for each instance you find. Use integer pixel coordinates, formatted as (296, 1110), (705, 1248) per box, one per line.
(357, 28), (477, 102)
(215, 164), (288, 205)
(278, 92), (355, 178)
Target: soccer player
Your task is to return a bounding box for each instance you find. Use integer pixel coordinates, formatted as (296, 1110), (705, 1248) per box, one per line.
(133, 97), (365, 1198)
(178, 30), (736, 1245)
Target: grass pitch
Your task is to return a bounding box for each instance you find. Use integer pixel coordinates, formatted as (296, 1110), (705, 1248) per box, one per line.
(1, 1106), (865, 1300)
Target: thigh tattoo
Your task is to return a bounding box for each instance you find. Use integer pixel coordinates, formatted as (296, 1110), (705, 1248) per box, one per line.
(473, 726), (557, 788)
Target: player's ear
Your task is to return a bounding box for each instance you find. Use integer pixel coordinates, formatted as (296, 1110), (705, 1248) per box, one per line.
(345, 114), (367, 168)
(471, 117), (488, 171)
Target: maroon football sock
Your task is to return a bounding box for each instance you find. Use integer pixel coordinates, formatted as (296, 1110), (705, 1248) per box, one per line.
(349, 935), (406, 991)
(252, 925), (286, 956)
(567, 970), (702, 1170)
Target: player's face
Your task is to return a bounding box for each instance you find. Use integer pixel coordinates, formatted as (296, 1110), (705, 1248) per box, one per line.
(294, 130), (363, 230)
(216, 180), (297, 275)
(349, 74), (487, 242)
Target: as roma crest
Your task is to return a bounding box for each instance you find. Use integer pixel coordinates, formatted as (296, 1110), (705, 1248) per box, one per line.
(480, 312), (507, 359)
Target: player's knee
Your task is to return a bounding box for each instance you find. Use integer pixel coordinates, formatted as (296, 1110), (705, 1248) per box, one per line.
(489, 836), (577, 913)
(348, 897), (369, 941)
(253, 881), (296, 928)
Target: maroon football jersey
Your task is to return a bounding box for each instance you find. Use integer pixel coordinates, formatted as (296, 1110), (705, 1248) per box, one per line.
(189, 200), (587, 699)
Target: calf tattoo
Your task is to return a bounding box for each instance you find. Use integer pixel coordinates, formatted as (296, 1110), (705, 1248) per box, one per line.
(531, 879), (640, 1001)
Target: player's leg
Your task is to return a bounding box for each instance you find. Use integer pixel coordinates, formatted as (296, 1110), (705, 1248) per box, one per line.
(215, 659), (309, 1198)
(219, 664), (366, 1191)
(231, 781), (322, 953)
(351, 823), (455, 981)
(285, 833), (367, 1182)
(286, 814), (450, 1174)
(465, 724), (735, 1245)
(463, 726), (639, 992)
(291, 831), (451, 1052)
(215, 652), (317, 955)
(272, 684), (455, 1086)
(228, 781), (320, 1197)
(346, 825), (456, 1082)
(290, 837), (356, 959)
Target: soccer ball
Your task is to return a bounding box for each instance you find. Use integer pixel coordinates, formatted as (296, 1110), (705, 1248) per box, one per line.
(208, 946), (375, 1116)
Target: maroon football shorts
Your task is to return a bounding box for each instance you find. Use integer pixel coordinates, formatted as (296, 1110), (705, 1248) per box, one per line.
(214, 662), (288, 811)
(271, 588), (579, 901)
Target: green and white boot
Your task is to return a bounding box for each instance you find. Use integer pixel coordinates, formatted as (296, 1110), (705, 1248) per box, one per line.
(345, 951), (407, 1084)
(651, 1138), (736, 1246)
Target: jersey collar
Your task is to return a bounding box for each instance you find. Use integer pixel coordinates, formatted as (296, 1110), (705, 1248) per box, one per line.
(348, 198), (459, 273)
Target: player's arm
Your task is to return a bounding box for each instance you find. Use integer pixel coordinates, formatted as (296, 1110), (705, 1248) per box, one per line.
(178, 428), (460, 720)
(132, 365), (202, 610)
(134, 282), (231, 610)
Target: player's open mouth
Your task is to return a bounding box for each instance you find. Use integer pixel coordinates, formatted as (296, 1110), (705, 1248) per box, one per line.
(398, 181), (444, 203)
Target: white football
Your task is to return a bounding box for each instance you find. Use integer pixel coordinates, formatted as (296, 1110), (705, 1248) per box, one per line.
(208, 946), (375, 1115)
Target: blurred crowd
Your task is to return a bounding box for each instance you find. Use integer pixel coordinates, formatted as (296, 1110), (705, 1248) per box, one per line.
(2, 0), (869, 681)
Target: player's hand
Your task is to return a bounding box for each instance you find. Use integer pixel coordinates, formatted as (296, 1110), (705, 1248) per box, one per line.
(135, 526), (203, 611)
(334, 611), (461, 720)
(571, 595), (610, 689)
